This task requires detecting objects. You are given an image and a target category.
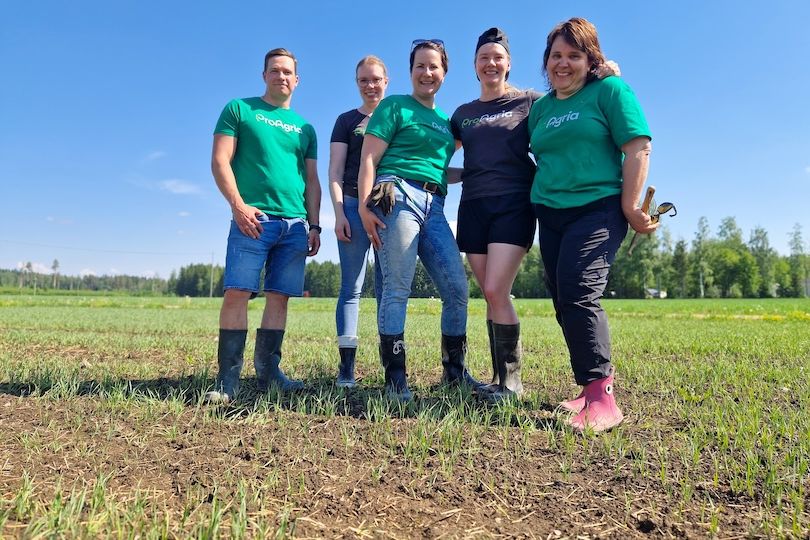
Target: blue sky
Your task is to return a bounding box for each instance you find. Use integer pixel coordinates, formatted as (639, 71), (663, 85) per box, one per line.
(2, 0), (808, 278)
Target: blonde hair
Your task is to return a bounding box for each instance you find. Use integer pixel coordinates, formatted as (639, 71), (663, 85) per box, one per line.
(356, 55), (388, 77)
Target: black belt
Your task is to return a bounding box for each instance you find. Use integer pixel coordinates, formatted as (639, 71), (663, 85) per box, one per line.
(404, 178), (440, 194)
(342, 183), (359, 198)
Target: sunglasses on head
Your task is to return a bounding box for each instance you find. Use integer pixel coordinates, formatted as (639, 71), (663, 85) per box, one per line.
(650, 201), (677, 224)
(411, 39), (445, 51)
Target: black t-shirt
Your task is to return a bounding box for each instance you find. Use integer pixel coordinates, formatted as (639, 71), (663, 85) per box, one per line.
(451, 89), (542, 201)
(330, 109), (369, 188)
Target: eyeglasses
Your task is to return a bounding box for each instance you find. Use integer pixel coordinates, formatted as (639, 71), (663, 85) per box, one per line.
(411, 39), (445, 51)
(650, 202), (677, 224)
(357, 77), (385, 87)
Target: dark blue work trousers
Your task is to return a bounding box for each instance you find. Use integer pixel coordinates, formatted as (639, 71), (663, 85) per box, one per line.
(534, 195), (627, 385)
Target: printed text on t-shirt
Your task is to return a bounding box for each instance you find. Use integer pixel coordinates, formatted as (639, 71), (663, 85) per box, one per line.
(255, 113), (303, 134)
(460, 110), (514, 128)
(546, 111), (580, 128)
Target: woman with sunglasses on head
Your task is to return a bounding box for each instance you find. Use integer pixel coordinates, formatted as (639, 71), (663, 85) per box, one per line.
(528, 18), (656, 431)
(451, 28), (619, 401)
(328, 56), (389, 388)
(358, 40), (482, 401)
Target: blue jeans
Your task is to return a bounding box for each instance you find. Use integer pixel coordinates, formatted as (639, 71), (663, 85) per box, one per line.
(535, 195), (628, 385)
(223, 214), (308, 297)
(373, 176), (468, 336)
(336, 196), (381, 347)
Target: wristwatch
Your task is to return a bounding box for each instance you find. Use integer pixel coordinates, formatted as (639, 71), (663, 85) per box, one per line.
(309, 224), (322, 234)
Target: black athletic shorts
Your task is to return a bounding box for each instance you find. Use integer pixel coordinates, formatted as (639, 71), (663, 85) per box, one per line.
(456, 192), (536, 254)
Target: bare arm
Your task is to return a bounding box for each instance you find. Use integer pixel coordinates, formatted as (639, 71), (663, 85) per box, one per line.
(621, 137), (657, 234)
(212, 134), (264, 239)
(357, 134), (389, 249)
(328, 142), (351, 242)
(304, 158), (321, 256)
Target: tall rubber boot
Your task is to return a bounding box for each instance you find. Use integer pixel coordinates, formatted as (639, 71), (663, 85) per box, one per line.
(487, 323), (524, 400)
(486, 320), (499, 388)
(204, 329), (247, 404)
(441, 334), (484, 390)
(559, 366), (615, 414)
(336, 347), (357, 388)
(568, 374), (624, 433)
(380, 333), (411, 401)
(255, 328), (304, 392)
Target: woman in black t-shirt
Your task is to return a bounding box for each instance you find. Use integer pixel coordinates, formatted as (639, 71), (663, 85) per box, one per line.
(328, 56), (389, 387)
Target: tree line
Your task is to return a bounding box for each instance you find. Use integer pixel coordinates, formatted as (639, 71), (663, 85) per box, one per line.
(4, 219), (808, 298)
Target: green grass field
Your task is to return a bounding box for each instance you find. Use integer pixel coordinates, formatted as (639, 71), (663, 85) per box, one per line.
(1, 295), (808, 538)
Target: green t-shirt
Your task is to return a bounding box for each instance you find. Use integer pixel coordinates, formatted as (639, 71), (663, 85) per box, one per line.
(365, 94), (454, 194)
(214, 97), (317, 218)
(528, 77), (651, 209)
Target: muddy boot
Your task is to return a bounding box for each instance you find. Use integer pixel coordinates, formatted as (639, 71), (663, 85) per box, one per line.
(568, 373), (624, 433)
(487, 323), (524, 401)
(480, 320), (499, 393)
(255, 328), (304, 392)
(204, 329), (247, 404)
(441, 334), (484, 391)
(380, 333), (411, 402)
(559, 366), (615, 414)
(336, 347), (357, 388)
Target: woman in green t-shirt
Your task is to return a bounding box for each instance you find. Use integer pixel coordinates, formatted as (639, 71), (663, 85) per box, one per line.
(357, 40), (483, 401)
(528, 18), (658, 432)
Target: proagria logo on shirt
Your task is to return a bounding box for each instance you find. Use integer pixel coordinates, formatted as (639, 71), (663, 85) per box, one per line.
(431, 121), (451, 135)
(546, 111), (580, 128)
(255, 113), (303, 133)
(460, 110), (513, 128)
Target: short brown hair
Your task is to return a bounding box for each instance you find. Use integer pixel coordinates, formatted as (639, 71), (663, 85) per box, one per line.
(356, 55), (388, 77)
(542, 18), (605, 85)
(264, 48), (298, 74)
(409, 41), (448, 74)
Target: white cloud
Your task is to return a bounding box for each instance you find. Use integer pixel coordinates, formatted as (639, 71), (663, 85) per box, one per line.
(80, 268), (97, 277)
(448, 220), (458, 237)
(16, 261), (54, 273)
(178, 211), (191, 217)
(141, 270), (159, 278)
(108, 268), (120, 276)
(159, 179), (200, 195)
(143, 150), (167, 162)
(805, 166), (810, 175)
(45, 216), (74, 225)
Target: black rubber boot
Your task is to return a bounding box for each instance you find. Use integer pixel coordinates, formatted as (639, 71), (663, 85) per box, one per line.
(488, 323), (524, 400)
(255, 329), (304, 392)
(379, 333), (411, 401)
(486, 320), (499, 388)
(204, 329), (247, 404)
(336, 347), (357, 388)
(441, 334), (484, 390)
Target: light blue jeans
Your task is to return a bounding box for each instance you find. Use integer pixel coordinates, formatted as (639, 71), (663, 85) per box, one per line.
(336, 196), (381, 347)
(372, 175), (468, 336)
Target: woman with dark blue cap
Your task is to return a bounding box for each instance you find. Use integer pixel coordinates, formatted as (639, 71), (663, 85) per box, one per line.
(451, 28), (619, 401)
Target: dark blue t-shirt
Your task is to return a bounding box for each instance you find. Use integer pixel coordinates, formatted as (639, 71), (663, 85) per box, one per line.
(330, 109), (369, 189)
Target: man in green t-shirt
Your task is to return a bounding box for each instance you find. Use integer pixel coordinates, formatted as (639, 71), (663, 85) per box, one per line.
(205, 48), (322, 404)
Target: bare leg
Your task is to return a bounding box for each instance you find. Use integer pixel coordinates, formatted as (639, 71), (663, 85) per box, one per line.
(260, 292), (290, 330)
(219, 289), (252, 329)
(469, 243), (526, 324)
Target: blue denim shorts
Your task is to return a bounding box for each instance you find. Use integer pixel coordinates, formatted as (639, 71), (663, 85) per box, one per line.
(223, 214), (308, 297)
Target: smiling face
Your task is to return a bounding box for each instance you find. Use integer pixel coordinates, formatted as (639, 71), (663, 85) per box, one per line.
(546, 36), (589, 99)
(356, 62), (388, 108)
(475, 42), (510, 88)
(263, 55), (299, 104)
(410, 47), (445, 103)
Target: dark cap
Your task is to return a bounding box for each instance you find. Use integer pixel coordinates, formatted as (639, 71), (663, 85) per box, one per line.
(475, 27), (510, 56)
